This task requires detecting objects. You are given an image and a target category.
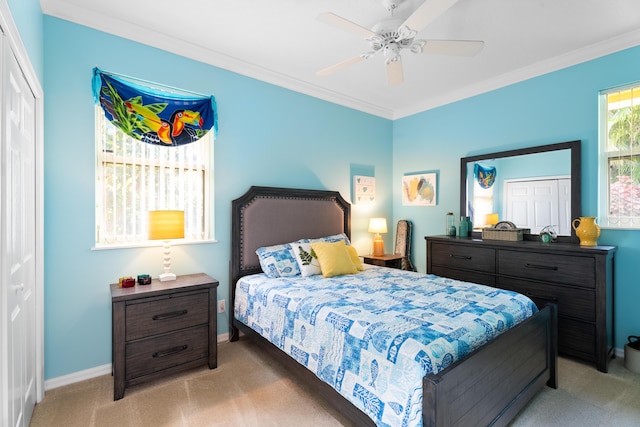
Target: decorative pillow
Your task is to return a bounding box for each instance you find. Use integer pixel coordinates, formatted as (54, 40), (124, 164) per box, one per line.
(309, 233), (351, 245)
(346, 245), (364, 271)
(256, 243), (302, 278)
(291, 242), (322, 277)
(311, 240), (358, 278)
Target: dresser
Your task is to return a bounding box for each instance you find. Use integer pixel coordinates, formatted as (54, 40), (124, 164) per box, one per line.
(111, 273), (218, 400)
(426, 236), (616, 372)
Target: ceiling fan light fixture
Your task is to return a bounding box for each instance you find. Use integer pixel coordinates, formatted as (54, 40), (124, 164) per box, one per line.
(383, 43), (402, 63)
(379, 0), (404, 13)
(317, 0), (483, 85)
(411, 40), (426, 54)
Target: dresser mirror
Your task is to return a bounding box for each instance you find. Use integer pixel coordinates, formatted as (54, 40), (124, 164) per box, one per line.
(460, 140), (581, 242)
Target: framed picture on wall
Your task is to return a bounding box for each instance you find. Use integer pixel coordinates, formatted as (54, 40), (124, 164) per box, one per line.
(402, 172), (437, 206)
(353, 175), (375, 204)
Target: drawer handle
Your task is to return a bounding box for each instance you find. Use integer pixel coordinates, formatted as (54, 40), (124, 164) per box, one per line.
(525, 263), (558, 271)
(153, 345), (188, 358)
(450, 254), (472, 260)
(152, 309), (188, 321)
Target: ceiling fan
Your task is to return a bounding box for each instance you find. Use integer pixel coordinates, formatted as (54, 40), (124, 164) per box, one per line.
(317, 0), (484, 85)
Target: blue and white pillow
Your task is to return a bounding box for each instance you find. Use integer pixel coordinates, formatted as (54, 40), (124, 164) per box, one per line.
(256, 234), (350, 278)
(309, 233), (350, 245)
(256, 243), (302, 278)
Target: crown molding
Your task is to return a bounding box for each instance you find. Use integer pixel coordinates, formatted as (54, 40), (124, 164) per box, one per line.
(41, 0), (640, 121)
(40, 0), (395, 119)
(394, 28), (640, 119)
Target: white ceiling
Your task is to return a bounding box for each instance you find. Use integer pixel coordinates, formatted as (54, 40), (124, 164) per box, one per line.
(40, 0), (640, 119)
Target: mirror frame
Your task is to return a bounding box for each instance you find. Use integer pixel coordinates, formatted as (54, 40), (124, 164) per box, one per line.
(460, 140), (581, 242)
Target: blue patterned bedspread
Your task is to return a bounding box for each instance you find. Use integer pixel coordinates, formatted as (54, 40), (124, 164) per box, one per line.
(234, 266), (537, 427)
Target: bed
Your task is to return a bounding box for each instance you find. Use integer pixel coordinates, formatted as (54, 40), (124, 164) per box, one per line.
(230, 186), (557, 427)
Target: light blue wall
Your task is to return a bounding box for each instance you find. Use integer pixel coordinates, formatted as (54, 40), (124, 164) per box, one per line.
(42, 16), (393, 379)
(393, 45), (640, 351)
(13, 5), (633, 380)
(6, 0), (43, 81)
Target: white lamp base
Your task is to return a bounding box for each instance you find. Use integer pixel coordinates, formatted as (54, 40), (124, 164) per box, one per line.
(158, 240), (176, 281)
(159, 272), (177, 282)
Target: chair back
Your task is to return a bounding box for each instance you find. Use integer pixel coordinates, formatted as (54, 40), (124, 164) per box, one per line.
(395, 220), (416, 271)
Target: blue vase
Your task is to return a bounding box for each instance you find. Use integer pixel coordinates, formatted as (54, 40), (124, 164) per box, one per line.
(459, 216), (468, 237)
(464, 216), (472, 236)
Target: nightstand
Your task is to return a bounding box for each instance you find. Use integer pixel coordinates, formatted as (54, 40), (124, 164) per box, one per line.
(363, 254), (404, 269)
(110, 273), (218, 400)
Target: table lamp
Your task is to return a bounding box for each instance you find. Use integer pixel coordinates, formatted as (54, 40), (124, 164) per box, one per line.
(368, 218), (388, 257)
(486, 213), (499, 227)
(148, 210), (184, 281)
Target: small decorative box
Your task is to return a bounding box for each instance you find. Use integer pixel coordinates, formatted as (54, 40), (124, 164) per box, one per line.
(482, 228), (529, 241)
(137, 274), (151, 285)
(481, 221), (530, 241)
(119, 276), (135, 288)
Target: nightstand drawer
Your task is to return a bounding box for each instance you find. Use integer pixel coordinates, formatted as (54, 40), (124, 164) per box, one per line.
(498, 251), (595, 287)
(126, 291), (209, 341)
(430, 242), (495, 274)
(125, 325), (209, 380)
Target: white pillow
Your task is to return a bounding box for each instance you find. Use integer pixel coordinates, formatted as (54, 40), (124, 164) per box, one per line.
(290, 242), (322, 277)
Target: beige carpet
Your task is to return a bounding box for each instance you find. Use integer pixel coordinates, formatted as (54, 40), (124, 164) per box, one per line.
(31, 337), (640, 427)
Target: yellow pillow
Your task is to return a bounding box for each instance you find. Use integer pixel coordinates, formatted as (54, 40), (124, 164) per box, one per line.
(311, 240), (358, 278)
(346, 245), (364, 271)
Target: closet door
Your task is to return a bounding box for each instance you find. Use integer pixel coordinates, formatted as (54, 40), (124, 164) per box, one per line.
(3, 38), (37, 427)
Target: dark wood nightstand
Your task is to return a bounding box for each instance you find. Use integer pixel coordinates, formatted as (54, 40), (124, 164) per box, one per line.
(110, 273), (218, 400)
(363, 254), (404, 269)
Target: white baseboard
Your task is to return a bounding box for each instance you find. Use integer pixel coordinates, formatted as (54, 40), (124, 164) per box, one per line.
(44, 333), (231, 391)
(44, 363), (113, 391)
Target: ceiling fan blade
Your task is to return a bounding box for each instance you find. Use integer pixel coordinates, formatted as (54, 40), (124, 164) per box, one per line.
(317, 55), (367, 77)
(421, 40), (484, 56)
(402, 0), (459, 31)
(318, 12), (375, 38)
(386, 60), (404, 86)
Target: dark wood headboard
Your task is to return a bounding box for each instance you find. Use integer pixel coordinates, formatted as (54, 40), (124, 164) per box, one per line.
(229, 186), (350, 339)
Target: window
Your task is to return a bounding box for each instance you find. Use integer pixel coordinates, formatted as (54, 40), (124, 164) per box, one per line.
(95, 109), (212, 246)
(92, 69), (217, 247)
(472, 180), (494, 227)
(599, 83), (640, 228)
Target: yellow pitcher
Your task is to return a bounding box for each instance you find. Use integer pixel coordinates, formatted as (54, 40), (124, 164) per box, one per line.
(572, 216), (600, 246)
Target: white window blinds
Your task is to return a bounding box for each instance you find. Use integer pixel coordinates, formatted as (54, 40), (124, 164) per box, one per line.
(95, 107), (211, 246)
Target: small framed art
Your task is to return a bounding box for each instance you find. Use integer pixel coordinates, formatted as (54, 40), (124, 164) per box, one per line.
(353, 175), (375, 204)
(402, 172), (437, 206)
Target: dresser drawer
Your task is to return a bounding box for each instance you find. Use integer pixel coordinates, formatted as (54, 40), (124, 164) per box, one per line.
(431, 265), (496, 286)
(498, 251), (595, 288)
(126, 292), (209, 341)
(125, 325), (209, 380)
(558, 317), (595, 359)
(497, 278), (595, 321)
(430, 242), (495, 274)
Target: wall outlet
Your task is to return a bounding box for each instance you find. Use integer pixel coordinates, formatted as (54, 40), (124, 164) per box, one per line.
(217, 299), (226, 313)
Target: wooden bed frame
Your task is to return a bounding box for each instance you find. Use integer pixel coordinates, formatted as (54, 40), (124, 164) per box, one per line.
(230, 186), (558, 427)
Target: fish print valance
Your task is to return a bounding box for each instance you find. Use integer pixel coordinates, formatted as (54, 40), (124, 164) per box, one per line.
(474, 163), (496, 189)
(92, 68), (217, 146)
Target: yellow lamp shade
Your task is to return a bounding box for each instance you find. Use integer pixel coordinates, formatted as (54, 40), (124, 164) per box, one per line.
(485, 213), (499, 226)
(148, 210), (185, 240)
